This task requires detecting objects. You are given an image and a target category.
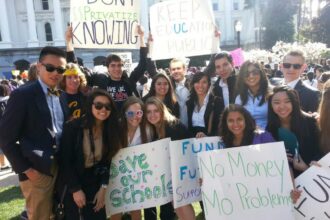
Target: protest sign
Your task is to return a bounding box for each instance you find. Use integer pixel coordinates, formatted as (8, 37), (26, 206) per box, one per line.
(70, 0), (140, 49)
(114, 52), (132, 74)
(230, 48), (244, 67)
(198, 142), (295, 220)
(318, 152), (330, 168)
(294, 154), (330, 220)
(170, 136), (223, 208)
(106, 138), (172, 216)
(149, 0), (220, 60)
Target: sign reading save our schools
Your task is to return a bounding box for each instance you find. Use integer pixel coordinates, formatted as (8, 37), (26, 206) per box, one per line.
(70, 0), (140, 49)
(170, 137), (223, 208)
(294, 153), (330, 220)
(198, 142), (295, 220)
(149, 0), (220, 60)
(105, 138), (172, 216)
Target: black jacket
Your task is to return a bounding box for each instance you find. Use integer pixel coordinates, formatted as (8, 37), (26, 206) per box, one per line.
(212, 74), (237, 107)
(164, 120), (190, 141)
(294, 80), (320, 113)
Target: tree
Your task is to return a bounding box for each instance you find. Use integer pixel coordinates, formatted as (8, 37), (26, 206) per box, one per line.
(262, 0), (299, 49)
(314, 3), (330, 46)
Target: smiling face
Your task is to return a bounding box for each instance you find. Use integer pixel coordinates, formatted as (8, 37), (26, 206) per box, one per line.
(92, 95), (111, 122)
(126, 103), (143, 128)
(154, 77), (169, 98)
(215, 57), (234, 80)
(271, 91), (293, 121)
(170, 61), (185, 82)
(108, 61), (123, 81)
(244, 65), (261, 90)
(37, 54), (66, 88)
(193, 76), (210, 96)
(226, 111), (246, 138)
(281, 55), (306, 83)
(65, 75), (80, 94)
(146, 104), (161, 126)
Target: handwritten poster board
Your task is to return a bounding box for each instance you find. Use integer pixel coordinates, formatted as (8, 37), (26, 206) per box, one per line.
(294, 153), (330, 219)
(198, 142), (295, 220)
(170, 137), (223, 208)
(70, 0), (140, 49)
(149, 0), (220, 60)
(114, 52), (132, 74)
(106, 138), (172, 216)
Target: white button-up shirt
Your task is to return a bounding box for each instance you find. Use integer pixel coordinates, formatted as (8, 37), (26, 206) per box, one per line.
(175, 78), (189, 127)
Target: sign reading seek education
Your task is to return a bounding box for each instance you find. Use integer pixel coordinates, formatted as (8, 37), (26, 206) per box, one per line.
(149, 0), (220, 60)
(70, 0), (140, 49)
(198, 142), (295, 220)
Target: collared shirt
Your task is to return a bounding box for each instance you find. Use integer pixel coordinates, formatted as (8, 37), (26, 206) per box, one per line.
(38, 79), (64, 146)
(192, 93), (210, 128)
(285, 78), (300, 89)
(219, 79), (230, 107)
(235, 92), (268, 130)
(175, 78), (189, 127)
(128, 126), (152, 147)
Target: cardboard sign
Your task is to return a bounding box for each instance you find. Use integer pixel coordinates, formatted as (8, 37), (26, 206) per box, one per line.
(106, 138), (172, 216)
(170, 136), (224, 208)
(294, 153), (330, 219)
(70, 0), (140, 49)
(230, 48), (244, 67)
(198, 142), (295, 220)
(114, 52), (132, 74)
(149, 0), (220, 60)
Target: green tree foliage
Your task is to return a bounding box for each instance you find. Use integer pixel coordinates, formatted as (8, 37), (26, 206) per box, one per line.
(262, 0), (299, 49)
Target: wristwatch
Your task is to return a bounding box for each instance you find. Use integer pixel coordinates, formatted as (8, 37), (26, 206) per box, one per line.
(101, 184), (108, 189)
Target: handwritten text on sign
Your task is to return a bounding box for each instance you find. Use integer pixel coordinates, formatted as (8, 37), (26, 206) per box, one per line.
(294, 153), (330, 220)
(106, 138), (172, 216)
(70, 0), (140, 49)
(198, 142), (295, 220)
(149, 0), (219, 60)
(170, 137), (223, 208)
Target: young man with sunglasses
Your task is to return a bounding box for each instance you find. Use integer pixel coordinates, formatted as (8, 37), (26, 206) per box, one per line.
(90, 25), (147, 110)
(0, 46), (69, 220)
(281, 50), (320, 112)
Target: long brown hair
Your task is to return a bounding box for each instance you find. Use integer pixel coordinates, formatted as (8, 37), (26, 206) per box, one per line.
(318, 80), (330, 154)
(145, 97), (177, 139)
(121, 97), (148, 145)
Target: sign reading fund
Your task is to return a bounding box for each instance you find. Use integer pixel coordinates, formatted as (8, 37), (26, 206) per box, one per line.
(70, 0), (140, 49)
(149, 0), (220, 60)
(106, 138), (172, 216)
(170, 137), (223, 208)
(198, 142), (295, 220)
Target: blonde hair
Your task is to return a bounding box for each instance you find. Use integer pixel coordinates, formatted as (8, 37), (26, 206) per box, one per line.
(145, 97), (177, 139)
(59, 63), (87, 92)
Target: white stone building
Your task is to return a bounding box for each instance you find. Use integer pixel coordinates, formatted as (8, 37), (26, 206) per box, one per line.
(0, 0), (262, 78)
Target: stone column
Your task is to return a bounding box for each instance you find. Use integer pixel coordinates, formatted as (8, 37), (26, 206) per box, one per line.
(0, 0), (12, 48)
(26, 0), (39, 47)
(53, 0), (65, 46)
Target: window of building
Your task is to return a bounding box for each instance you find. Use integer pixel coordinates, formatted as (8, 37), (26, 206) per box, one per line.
(212, 3), (219, 11)
(233, 1), (239, 10)
(42, 0), (49, 10)
(0, 31), (2, 41)
(45, 23), (53, 41)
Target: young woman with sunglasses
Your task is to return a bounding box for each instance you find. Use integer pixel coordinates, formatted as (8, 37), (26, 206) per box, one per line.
(186, 72), (224, 137)
(144, 97), (194, 220)
(143, 73), (180, 118)
(56, 89), (125, 220)
(235, 60), (271, 130)
(59, 63), (88, 120)
(110, 96), (152, 220)
(266, 86), (321, 177)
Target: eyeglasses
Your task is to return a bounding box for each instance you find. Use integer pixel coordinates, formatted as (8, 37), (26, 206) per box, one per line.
(93, 102), (111, 111)
(245, 69), (260, 77)
(282, 63), (303, 70)
(109, 63), (123, 68)
(41, 63), (66, 74)
(125, 110), (143, 118)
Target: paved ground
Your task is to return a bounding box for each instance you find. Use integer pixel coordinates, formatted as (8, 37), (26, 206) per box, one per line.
(0, 168), (19, 187)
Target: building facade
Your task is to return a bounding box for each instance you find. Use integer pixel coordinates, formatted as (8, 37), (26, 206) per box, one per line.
(0, 0), (262, 77)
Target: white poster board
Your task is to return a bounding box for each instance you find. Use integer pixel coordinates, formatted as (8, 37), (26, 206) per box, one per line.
(114, 52), (132, 74)
(170, 136), (223, 208)
(198, 142), (295, 220)
(106, 138), (172, 216)
(70, 0), (140, 49)
(149, 0), (220, 60)
(294, 153), (330, 219)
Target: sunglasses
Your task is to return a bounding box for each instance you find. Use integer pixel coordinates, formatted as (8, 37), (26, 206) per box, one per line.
(282, 63), (303, 70)
(41, 63), (66, 74)
(110, 63), (124, 68)
(245, 69), (260, 77)
(93, 102), (111, 111)
(125, 110), (143, 118)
